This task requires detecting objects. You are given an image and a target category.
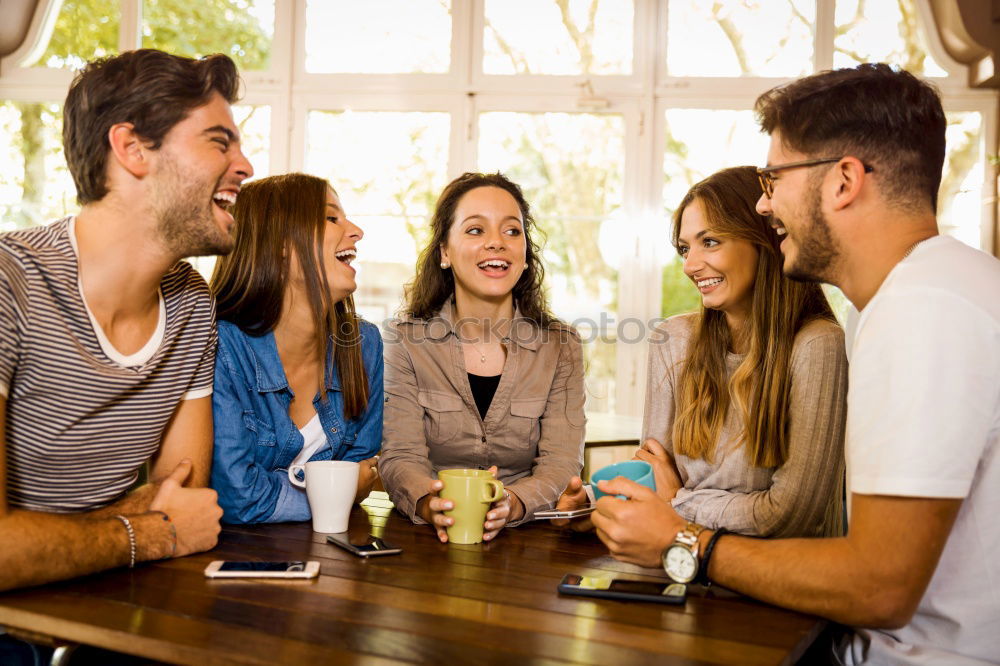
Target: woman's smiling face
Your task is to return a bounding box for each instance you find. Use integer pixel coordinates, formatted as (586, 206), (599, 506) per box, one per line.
(676, 197), (759, 326)
(440, 186), (527, 306)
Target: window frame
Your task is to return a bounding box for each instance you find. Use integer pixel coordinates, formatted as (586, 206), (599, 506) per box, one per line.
(1, 0), (995, 416)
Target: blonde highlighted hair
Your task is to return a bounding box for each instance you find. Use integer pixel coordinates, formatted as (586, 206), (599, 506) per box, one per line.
(670, 167), (836, 468)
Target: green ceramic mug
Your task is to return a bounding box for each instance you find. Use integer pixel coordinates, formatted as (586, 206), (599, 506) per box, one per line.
(438, 469), (505, 544)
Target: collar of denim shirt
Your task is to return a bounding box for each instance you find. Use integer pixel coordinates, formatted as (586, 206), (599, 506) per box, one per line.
(243, 329), (342, 394)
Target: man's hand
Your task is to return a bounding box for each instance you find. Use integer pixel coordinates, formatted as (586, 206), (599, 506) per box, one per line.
(591, 477), (685, 568)
(633, 438), (682, 500)
(149, 458), (222, 557)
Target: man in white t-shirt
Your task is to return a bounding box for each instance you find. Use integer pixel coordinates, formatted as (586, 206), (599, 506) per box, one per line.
(0, 49), (253, 593)
(590, 63), (999, 664)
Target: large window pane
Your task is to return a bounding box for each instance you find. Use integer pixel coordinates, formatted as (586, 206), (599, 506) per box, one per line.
(30, 0), (119, 69)
(484, 0), (633, 75)
(666, 0), (814, 77)
(0, 102), (75, 231)
(834, 0), (947, 76)
(305, 0), (451, 74)
(142, 0), (274, 71)
(479, 112), (624, 412)
(305, 111), (451, 323)
(939, 112), (983, 249)
(233, 105), (271, 179)
(661, 109), (769, 318)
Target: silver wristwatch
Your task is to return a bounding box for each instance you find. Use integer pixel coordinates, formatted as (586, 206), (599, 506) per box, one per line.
(662, 521), (704, 583)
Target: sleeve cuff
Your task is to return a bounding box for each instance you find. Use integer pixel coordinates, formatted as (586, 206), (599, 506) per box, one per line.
(182, 385), (213, 401)
(267, 477), (312, 523)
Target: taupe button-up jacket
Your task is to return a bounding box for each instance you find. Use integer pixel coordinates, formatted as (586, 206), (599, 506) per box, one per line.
(379, 301), (586, 524)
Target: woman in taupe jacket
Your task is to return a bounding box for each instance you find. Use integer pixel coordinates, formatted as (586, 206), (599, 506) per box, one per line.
(379, 172), (586, 543)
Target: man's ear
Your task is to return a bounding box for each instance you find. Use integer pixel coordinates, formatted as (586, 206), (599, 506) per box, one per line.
(107, 123), (151, 178)
(830, 157), (869, 211)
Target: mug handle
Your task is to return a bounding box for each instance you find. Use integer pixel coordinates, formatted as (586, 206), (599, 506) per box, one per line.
(288, 464), (306, 489)
(482, 480), (505, 503)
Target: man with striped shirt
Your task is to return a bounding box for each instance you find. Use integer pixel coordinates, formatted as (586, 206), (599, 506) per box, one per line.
(0, 49), (253, 592)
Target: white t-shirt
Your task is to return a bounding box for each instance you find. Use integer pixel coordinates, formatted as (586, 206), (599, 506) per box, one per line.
(844, 236), (1000, 665)
(291, 413), (328, 467)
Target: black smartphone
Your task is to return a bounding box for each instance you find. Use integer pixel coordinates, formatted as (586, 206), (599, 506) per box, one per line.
(327, 534), (403, 557)
(558, 573), (686, 605)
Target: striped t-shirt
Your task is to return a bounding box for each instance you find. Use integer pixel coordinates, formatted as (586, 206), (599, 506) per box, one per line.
(0, 217), (216, 512)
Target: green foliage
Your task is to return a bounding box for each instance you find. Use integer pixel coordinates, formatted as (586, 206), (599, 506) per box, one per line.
(40, 0), (119, 68)
(661, 256), (701, 318)
(142, 0), (271, 70)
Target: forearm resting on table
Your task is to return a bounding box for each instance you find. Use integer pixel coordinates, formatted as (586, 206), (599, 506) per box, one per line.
(705, 494), (961, 628)
(0, 508), (176, 592)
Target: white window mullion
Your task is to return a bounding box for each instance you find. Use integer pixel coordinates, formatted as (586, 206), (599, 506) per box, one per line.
(453, 0), (481, 175)
(814, 0), (835, 71)
(118, 0), (142, 52)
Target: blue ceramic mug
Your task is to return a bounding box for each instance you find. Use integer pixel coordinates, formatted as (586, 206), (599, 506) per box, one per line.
(590, 460), (656, 500)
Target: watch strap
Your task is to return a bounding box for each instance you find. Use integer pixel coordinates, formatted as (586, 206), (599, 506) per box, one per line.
(695, 528), (727, 587)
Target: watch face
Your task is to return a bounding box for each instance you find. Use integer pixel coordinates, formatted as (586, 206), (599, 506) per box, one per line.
(664, 544), (697, 583)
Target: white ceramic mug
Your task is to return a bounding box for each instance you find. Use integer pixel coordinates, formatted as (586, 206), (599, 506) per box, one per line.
(287, 460), (359, 533)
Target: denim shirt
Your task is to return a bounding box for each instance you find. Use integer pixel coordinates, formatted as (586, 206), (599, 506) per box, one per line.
(211, 319), (384, 524)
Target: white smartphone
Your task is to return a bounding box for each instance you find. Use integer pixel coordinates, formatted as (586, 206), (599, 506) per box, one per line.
(534, 505), (596, 520)
(203, 560), (320, 579)
(326, 534), (403, 557)
(534, 484), (597, 520)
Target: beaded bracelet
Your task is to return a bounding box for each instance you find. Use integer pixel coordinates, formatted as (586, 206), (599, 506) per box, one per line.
(149, 510), (177, 558)
(114, 515), (136, 568)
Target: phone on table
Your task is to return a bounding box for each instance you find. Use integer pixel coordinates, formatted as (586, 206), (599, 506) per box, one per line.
(327, 534), (403, 557)
(534, 483), (597, 520)
(533, 505), (595, 520)
(204, 560), (320, 579)
(558, 573), (686, 605)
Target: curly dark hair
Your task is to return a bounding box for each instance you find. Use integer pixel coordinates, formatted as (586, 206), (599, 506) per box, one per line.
(403, 172), (555, 327)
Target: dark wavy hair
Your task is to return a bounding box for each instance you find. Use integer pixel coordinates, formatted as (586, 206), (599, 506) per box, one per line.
(63, 48), (241, 204)
(403, 172), (554, 327)
(211, 173), (369, 420)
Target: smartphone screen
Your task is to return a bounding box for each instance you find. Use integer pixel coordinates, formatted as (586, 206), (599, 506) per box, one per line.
(217, 561), (306, 572)
(558, 574), (686, 604)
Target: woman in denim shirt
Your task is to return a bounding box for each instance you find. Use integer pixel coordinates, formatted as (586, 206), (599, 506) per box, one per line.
(209, 173), (383, 525)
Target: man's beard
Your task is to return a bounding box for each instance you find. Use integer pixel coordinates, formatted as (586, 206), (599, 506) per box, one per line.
(151, 152), (234, 258)
(783, 184), (839, 284)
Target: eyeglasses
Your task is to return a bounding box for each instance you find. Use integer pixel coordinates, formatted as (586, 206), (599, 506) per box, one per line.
(756, 158), (873, 198)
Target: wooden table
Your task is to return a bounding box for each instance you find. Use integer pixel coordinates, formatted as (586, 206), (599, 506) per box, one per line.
(0, 494), (823, 665)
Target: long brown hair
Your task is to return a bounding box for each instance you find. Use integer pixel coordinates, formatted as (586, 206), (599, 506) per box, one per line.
(403, 172), (554, 326)
(211, 173), (369, 419)
(670, 167), (835, 468)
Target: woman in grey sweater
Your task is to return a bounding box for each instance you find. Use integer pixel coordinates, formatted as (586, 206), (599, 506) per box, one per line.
(563, 166), (847, 537)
